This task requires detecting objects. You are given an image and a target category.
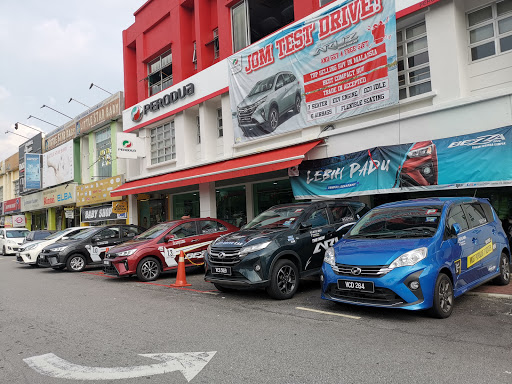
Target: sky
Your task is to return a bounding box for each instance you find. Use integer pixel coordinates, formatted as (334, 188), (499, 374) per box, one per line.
(0, 0), (147, 159)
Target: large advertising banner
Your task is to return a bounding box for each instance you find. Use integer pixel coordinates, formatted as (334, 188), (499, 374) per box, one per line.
(18, 133), (43, 195)
(42, 140), (74, 189)
(228, 0), (398, 143)
(291, 126), (512, 199)
(25, 153), (42, 190)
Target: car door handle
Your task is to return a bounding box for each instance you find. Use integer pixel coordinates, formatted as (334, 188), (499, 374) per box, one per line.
(191, 239), (199, 243)
(472, 237), (478, 244)
(492, 228), (497, 234)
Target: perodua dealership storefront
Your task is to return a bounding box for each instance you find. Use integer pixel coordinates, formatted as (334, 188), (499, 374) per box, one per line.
(113, 0), (512, 226)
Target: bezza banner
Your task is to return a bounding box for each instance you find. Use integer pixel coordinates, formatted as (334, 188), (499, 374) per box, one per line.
(291, 126), (512, 199)
(228, 0), (398, 143)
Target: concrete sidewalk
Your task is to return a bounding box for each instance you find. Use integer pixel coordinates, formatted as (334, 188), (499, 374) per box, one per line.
(469, 280), (512, 299)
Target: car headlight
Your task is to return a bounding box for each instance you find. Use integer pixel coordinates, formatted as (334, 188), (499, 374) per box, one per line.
(388, 247), (427, 270)
(52, 246), (68, 252)
(324, 247), (335, 267)
(254, 96), (267, 108)
(407, 144), (433, 158)
(24, 243), (38, 251)
(116, 249), (137, 257)
(239, 241), (271, 257)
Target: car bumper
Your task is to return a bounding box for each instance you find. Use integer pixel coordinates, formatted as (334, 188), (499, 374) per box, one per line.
(18, 250), (39, 265)
(102, 257), (133, 277)
(321, 263), (436, 311)
(3, 245), (21, 255)
(204, 252), (270, 288)
(40, 250), (66, 268)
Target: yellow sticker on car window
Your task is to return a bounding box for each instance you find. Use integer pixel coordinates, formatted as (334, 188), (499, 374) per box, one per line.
(467, 240), (493, 268)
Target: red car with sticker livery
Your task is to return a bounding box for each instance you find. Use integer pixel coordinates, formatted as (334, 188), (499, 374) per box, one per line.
(103, 218), (238, 281)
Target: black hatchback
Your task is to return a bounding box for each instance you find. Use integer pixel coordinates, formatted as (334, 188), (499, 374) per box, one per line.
(39, 224), (144, 272)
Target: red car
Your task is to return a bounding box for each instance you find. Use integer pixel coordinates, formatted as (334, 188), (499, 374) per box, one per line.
(398, 141), (438, 187)
(103, 218), (238, 281)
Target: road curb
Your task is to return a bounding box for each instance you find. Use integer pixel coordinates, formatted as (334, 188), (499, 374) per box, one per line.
(466, 291), (512, 300)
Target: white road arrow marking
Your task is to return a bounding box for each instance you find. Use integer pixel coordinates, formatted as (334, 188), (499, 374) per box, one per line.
(23, 351), (216, 381)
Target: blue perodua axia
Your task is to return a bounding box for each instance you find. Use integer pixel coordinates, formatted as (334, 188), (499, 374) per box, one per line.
(321, 197), (510, 318)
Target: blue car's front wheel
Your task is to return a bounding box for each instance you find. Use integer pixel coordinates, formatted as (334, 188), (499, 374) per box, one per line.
(428, 273), (454, 319)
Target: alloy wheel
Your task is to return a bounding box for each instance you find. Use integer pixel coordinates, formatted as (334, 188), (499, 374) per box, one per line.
(270, 109), (278, 130)
(276, 265), (296, 294)
(69, 256), (85, 271)
(438, 279), (453, 313)
(502, 257), (510, 281)
(141, 260), (159, 280)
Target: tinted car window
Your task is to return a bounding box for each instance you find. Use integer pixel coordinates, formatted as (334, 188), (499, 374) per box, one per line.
(464, 203), (488, 228)
(97, 228), (119, 240)
(200, 220), (227, 234)
(307, 208), (329, 228)
(447, 205), (469, 232)
(275, 74), (285, 89)
(34, 231), (52, 240)
(331, 205), (353, 223)
(6, 230), (29, 238)
(170, 222), (198, 239)
(122, 226), (141, 238)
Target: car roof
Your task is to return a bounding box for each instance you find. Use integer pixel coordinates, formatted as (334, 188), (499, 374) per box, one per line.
(5, 227), (29, 231)
(376, 197), (484, 209)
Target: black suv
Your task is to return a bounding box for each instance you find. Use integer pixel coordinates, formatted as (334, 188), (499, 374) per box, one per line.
(204, 200), (369, 299)
(39, 224), (144, 272)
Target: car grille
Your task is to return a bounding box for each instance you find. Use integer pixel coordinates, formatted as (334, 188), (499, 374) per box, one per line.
(237, 105), (257, 124)
(332, 264), (391, 278)
(326, 284), (404, 306)
(103, 265), (119, 276)
(209, 247), (242, 265)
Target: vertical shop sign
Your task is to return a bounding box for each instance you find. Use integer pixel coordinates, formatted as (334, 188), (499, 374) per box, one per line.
(25, 153), (42, 190)
(228, 0), (398, 143)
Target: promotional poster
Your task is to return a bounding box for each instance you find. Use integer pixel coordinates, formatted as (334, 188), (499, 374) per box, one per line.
(42, 140), (74, 189)
(228, 0), (398, 143)
(291, 126), (512, 199)
(25, 153), (42, 190)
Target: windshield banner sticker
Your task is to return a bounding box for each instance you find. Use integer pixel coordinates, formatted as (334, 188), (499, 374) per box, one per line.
(291, 125), (512, 198)
(228, 0), (398, 144)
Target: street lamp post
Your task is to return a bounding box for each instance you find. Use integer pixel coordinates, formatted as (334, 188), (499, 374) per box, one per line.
(40, 105), (72, 119)
(14, 122), (44, 133)
(68, 98), (90, 108)
(89, 83), (113, 95)
(27, 115), (59, 128)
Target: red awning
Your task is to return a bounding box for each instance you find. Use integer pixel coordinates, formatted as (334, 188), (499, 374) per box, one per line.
(111, 140), (322, 196)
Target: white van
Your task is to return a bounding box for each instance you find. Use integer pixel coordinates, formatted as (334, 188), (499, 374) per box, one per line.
(0, 228), (30, 255)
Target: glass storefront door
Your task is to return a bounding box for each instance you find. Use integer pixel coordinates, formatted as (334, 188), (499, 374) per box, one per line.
(253, 179), (296, 217)
(172, 192), (200, 219)
(139, 198), (167, 229)
(216, 185), (246, 227)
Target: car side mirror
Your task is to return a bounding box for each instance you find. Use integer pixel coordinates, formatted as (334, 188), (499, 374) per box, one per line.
(451, 223), (461, 237)
(164, 234), (174, 243)
(0, 235), (4, 239)
(300, 221), (312, 231)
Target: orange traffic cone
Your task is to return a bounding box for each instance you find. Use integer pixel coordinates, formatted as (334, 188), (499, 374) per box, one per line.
(170, 250), (192, 287)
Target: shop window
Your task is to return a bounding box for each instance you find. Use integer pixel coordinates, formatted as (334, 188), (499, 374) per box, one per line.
(253, 179), (296, 217)
(216, 185), (247, 227)
(213, 29), (220, 59)
(172, 192), (200, 220)
(148, 49), (173, 96)
(150, 121), (176, 165)
(397, 21), (432, 100)
(96, 127), (112, 179)
(231, 0), (294, 53)
(13, 179), (19, 196)
(0, 186), (3, 201)
(217, 108), (223, 138)
(139, 198), (167, 229)
(467, 1), (512, 61)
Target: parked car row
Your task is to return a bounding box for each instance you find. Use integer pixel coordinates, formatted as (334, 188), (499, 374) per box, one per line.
(10, 197), (511, 319)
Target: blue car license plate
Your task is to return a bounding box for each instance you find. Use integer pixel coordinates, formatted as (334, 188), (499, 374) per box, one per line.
(337, 279), (374, 293)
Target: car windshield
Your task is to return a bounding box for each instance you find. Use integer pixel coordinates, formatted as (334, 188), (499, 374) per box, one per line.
(69, 228), (99, 240)
(244, 206), (307, 230)
(46, 229), (73, 240)
(136, 223), (176, 240)
(248, 75), (275, 96)
(6, 230), (29, 238)
(346, 205), (443, 239)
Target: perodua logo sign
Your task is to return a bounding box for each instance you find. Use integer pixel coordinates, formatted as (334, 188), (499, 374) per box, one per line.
(122, 140), (133, 148)
(131, 105), (144, 122)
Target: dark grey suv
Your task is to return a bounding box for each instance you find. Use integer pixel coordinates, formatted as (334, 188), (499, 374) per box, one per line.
(237, 71), (302, 136)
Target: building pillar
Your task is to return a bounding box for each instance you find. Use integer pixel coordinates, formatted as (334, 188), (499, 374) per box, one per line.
(128, 194), (138, 225)
(25, 212), (32, 230)
(47, 208), (56, 230)
(245, 183), (254, 224)
(199, 182), (216, 218)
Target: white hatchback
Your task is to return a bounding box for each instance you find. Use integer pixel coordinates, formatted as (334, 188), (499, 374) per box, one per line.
(17, 227), (89, 266)
(0, 228), (30, 255)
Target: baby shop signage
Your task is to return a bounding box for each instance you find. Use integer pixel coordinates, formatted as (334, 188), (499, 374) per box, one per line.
(228, 0), (398, 143)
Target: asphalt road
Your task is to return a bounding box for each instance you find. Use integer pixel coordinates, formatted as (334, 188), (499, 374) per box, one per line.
(1, 256), (512, 384)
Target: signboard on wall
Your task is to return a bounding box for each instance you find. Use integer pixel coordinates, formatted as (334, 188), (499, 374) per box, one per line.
(43, 184), (77, 208)
(4, 216), (12, 228)
(4, 198), (21, 214)
(81, 204), (125, 222)
(76, 176), (123, 207)
(291, 126), (512, 199)
(112, 201), (128, 214)
(12, 214), (26, 228)
(25, 153), (42, 190)
(116, 132), (144, 159)
(21, 192), (44, 212)
(19, 133), (43, 195)
(228, 0), (398, 143)
(42, 140), (74, 189)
